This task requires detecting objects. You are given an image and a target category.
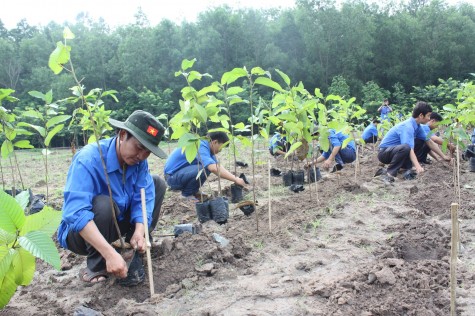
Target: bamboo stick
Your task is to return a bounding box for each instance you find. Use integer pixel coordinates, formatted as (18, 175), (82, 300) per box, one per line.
(450, 202), (459, 316)
(141, 188), (155, 297)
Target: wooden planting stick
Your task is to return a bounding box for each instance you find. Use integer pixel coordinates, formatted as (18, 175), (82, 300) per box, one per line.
(268, 156), (272, 232)
(141, 188), (155, 297)
(450, 202), (459, 316)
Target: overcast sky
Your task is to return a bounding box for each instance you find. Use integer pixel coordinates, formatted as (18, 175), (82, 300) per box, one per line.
(1, 0), (296, 29)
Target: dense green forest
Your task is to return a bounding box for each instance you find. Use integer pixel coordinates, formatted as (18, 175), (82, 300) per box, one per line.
(1, 0), (475, 146)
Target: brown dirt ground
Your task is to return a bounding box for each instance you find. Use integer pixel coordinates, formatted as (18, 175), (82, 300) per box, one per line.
(1, 145), (475, 316)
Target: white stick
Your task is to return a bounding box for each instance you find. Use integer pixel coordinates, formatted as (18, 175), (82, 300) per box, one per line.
(141, 188), (155, 296)
(268, 155), (272, 232)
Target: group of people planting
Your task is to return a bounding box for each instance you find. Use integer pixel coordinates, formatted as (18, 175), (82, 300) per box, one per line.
(58, 99), (454, 286)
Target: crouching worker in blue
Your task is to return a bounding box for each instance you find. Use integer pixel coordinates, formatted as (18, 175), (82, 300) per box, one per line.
(377, 102), (450, 182)
(164, 131), (247, 200)
(57, 110), (168, 286)
(269, 129), (289, 156)
(305, 129), (356, 172)
(361, 119), (380, 144)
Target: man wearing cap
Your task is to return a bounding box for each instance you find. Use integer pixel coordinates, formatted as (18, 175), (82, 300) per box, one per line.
(58, 110), (167, 286)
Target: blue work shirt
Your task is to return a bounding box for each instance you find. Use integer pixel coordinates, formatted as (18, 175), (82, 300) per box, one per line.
(164, 140), (217, 175)
(57, 137), (155, 249)
(380, 106), (392, 120)
(322, 129), (356, 159)
(361, 123), (378, 140)
(379, 118), (427, 149)
(269, 133), (286, 154)
(417, 124), (432, 141)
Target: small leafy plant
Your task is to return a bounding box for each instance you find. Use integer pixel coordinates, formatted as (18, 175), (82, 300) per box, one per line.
(0, 190), (61, 308)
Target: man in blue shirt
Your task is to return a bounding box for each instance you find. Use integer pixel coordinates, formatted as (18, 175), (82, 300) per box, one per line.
(378, 99), (392, 121)
(415, 112), (454, 164)
(164, 131), (247, 200)
(58, 110), (167, 286)
(361, 119), (380, 144)
(306, 129), (356, 172)
(378, 102), (450, 181)
(269, 132), (288, 156)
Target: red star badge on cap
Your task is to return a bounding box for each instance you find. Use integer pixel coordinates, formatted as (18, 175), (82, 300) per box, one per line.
(147, 126), (158, 137)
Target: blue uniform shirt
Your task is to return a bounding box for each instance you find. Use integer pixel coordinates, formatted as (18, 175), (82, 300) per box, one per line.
(361, 123), (378, 140)
(322, 129), (356, 159)
(164, 140), (217, 175)
(417, 124), (432, 141)
(379, 118), (427, 149)
(58, 137), (155, 249)
(269, 133), (286, 154)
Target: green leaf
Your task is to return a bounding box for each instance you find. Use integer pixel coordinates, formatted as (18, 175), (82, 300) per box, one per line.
(20, 206), (61, 237)
(48, 41), (71, 75)
(0, 252), (17, 309)
(0, 229), (16, 245)
(275, 69), (290, 86)
(254, 77), (283, 92)
(251, 67), (266, 75)
(18, 231), (60, 270)
(0, 191), (26, 234)
(226, 87), (244, 96)
(181, 58), (196, 71)
(197, 85), (220, 97)
(12, 248), (35, 286)
(17, 122), (46, 138)
(170, 126), (188, 140)
(185, 141), (199, 163)
(285, 141), (302, 159)
(1, 140), (13, 159)
(221, 68), (248, 85)
(13, 140), (34, 149)
(15, 190), (30, 211)
(45, 124), (64, 147)
(443, 104), (456, 112)
(45, 115), (70, 129)
(193, 104), (208, 123)
(28, 91), (45, 101)
(63, 26), (75, 39)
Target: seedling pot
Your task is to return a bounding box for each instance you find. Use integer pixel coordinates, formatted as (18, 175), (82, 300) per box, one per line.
(308, 167), (322, 183)
(195, 200), (211, 223)
(292, 170), (305, 185)
(283, 171), (293, 186)
(209, 196), (229, 225)
(230, 184), (243, 203)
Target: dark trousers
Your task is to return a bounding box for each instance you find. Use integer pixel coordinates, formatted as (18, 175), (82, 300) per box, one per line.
(364, 136), (378, 144)
(165, 164), (211, 196)
(378, 141), (426, 176)
(66, 175), (166, 273)
(414, 138), (431, 163)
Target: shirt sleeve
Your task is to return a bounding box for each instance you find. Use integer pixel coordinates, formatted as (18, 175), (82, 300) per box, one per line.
(328, 131), (342, 148)
(129, 161), (155, 226)
(198, 142), (217, 168)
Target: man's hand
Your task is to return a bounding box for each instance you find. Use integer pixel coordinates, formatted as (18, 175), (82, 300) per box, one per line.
(415, 164), (425, 174)
(235, 177), (247, 188)
(322, 159), (332, 170)
(105, 251), (127, 278)
(130, 223), (146, 253)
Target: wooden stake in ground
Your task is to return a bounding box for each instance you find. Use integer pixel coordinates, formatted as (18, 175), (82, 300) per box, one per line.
(268, 155), (272, 232)
(140, 188), (155, 297)
(450, 202), (459, 316)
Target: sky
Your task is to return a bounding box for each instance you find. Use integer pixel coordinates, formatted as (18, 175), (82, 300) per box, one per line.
(1, 0), (296, 30)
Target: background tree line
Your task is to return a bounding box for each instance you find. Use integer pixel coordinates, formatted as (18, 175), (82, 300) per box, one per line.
(0, 0), (474, 146)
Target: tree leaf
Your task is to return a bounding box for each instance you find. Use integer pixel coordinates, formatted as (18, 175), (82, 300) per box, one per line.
(193, 104), (208, 123)
(18, 122), (46, 138)
(185, 141), (199, 163)
(18, 231), (60, 270)
(63, 26), (75, 39)
(0, 229), (16, 245)
(254, 77), (283, 92)
(275, 69), (290, 86)
(15, 190), (30, 211)
(13, 140), (34, 149)
(0, 251), (17, 309)
(27, 91), (45, 101)
(181, 58), (196, 71)
(0, 191), (26, 234)
(12, 248), (35, 286)
(1, 140), (13, 159)
(45, 115), (70, 129)
(285, 141), (302, 159)
(48, 41), (71, 75)
(45, 124), (64, 147)
(226, 87), (244, 95)
(20, 206), (61, 237)
(221, 68), (248, 85)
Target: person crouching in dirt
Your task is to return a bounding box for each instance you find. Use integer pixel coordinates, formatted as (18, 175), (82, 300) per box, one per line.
(269, 128), (289, 157)
(415, 112), (455, 164)
(164, 131), (247, 201)
(305, 128), (356, 173)
(377, 102), (451, 182)
(361, 119), (380, 145)
(57, 110), (168, 286)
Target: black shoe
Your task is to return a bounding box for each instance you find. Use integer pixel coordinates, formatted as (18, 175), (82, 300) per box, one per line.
(117, 253), (145, 287)
(330, 164), (343, 173)
(374, 167), (387, 177)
